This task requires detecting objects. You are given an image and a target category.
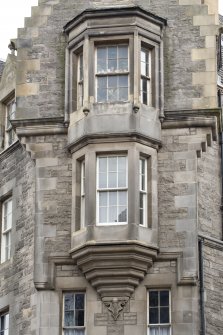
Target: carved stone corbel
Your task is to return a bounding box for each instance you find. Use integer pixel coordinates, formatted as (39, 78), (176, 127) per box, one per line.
(102, 297), (128, 321)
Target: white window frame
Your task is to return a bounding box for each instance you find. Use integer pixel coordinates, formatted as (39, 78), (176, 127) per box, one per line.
(0, 311), (9, 335)
(1, 198), (12, 263)
(139, 157), (147, 227)
(140, 47), (152, 105)
(63, 292), (85, 335)
(95, 44), (129, 103)
(147, 289), (171, 335)
(80, 160), (85, 229)
(96, 155), (128, 225)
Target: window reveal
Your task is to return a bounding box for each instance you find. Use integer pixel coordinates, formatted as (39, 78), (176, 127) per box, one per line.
(5, 98), (16, 148)
(97, 156), (128, 224)
(80, 160), (85, 228)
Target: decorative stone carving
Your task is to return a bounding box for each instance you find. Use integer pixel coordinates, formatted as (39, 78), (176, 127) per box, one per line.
(103, 297), (128, 321)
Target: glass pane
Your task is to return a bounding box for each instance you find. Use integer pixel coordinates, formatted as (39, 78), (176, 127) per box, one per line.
(97, 48), (107, 72)
(108, 59), (117, 71)
(97, 59), (107, 72)
(150, 291), (158, 307)
(160, 307), (169, 324)
(97, 47), (106, 59)
(75, 310), (84, 326)
(149, 308), (159, 324)
(139, 208), (144, 226)
(108, 76), (117, 88)
(75, 330), (85, 335)
(119, 59), (128, 70)
(119, 191), (127, 206)
(99, 192), (107, 206)
(108, 157), (117, 171)
(75, 294), (85, 309)
(97, 88), (107, 102)
(119, 75), (128, 87)
(150, 327), (159, 335)
(108, 46), (117, 59)
(65, 293), (74, 311)
(64, 330), (76, 335)
(118, 172), (126, 187)
(99, 157), (107, 172)
(160, 291), (169, 307)
(109, 205), (117, 223)
(118, 156), (126, 171)
(0, 316), (4, 331)
(140, 193), (144, 209)
(117, 206), (127, 222)
(108, 89), (117, 102)
(118, 46), (128, 58)
(143, 92), (147, 105)
(108, 172), (117, 188)
(109, 192), (117, 206)
(99, 172), (107, 188)
(99, 206), (107, 223)
(119, 87), (128, 101)
(64, 311), (75, 326)
(98, 77), (107, 89)
(160, 326), (170, 335)
(143, 78), (147, 91)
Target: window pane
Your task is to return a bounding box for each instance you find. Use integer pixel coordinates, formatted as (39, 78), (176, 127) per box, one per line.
(108, 156), (117, 171)
(160, 326), (170, 335)
(118, 46), (128, 58)
(99, 157), (107, 172)
(118, 156), (126, 171)
(108, 172), (117, 188)
(118, 172), (126, 187)
(108, 89), (117, 102)
(108, 46), (117, 59)
(140, 208), (144, 226)
(119, 59), (128, 70)
(109, 205), (117, 223)
(160, 307), (169, 324)
(99, 206), (107, 223)
(117, 206), (127, 222)
(119, 191), (127, 206)
(99, 172), (107, 188)
(108, 59), (117, 71)
(160, 291), (169, 307)
(108, 76), (117, 88)
(65, 293), (74, 311)
(64, 311), (75, 326)
(75, 294), (85, 309)
(109, 192), (117, 206)
(75, 310), (84, 326)
(150, 328), (159, 335)
(99, 192), (107, 206)
(119, 88), (128, 101)
(149, 308), (159, 324)
(97, 48), (107, 72)
(119, 75), (128, 87)
(150, 291), (158, 307)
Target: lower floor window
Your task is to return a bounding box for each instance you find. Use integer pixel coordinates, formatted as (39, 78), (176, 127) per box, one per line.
(0, 311), (9, 335)
(63, 292), (85, 335)
(148, 290), (171, 335)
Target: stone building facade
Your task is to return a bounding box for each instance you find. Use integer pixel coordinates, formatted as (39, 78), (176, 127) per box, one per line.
(0, 0), (222, 335)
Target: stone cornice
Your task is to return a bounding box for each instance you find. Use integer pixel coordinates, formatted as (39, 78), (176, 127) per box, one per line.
(63, 6), (167, 34)
(67, 132), (162, 153)
(11, 117), (68, 136)
(163, 108), (222, 140)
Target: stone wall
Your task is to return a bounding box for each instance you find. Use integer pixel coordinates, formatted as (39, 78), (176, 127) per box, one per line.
(0, 142), (36, 334)
(203, 241), (223, 335)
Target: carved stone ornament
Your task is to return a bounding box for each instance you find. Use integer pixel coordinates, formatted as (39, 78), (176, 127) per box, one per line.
(103, 297), (128, 321)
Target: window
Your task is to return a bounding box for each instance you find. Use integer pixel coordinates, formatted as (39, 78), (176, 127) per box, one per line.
(0, 311), (9, 335)
(63, 292), (85, 335)
(96, 45), (129, 102)
(141, 48), (151, 105)
(148, 290), (171, 335)
(5, 98), (16, 149)
(80, 160), (85, 228)
(78, 53), (84, 108)
(1, 198), (12, 263)
(139, 157), (147, 226)
(97, 155), (127, 224)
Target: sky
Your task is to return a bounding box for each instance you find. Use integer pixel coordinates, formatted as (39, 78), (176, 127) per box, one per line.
(0, 0), (223, 60)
